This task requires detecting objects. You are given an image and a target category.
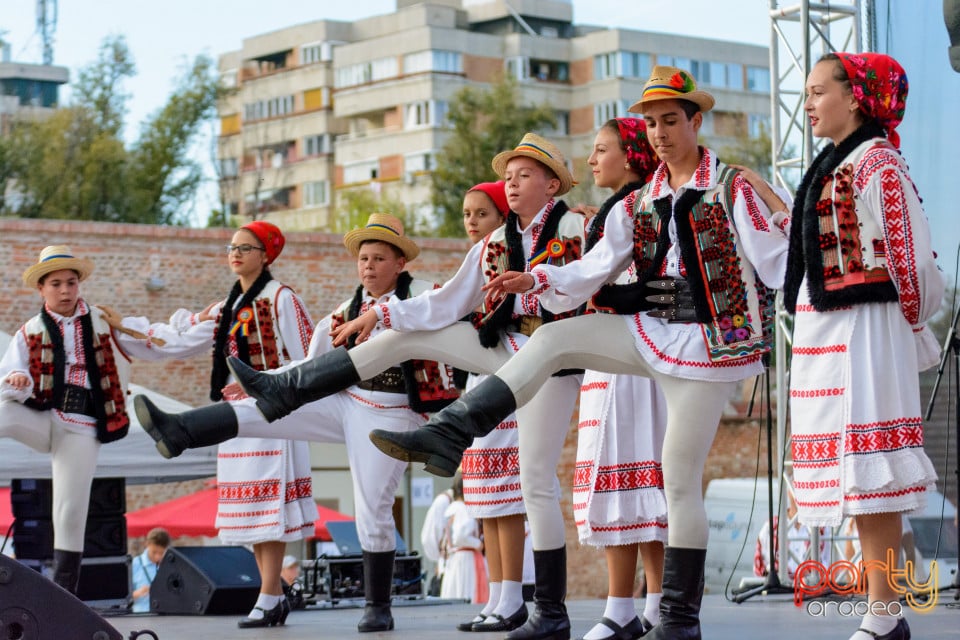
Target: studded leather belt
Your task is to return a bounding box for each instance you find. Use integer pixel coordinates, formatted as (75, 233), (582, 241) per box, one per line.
(645, 279), (698, 323)
(59, 384), (95, 416)
(355, 367), (406, 394)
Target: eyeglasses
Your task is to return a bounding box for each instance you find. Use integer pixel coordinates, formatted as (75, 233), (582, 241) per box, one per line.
(226, 244), (265, 255)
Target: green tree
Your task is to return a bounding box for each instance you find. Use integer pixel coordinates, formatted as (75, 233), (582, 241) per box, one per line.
(334, 188), (413, 234)
(718, 122), (798, 191)
(1, 35), (224, 225)
(430, 75), (557, 236)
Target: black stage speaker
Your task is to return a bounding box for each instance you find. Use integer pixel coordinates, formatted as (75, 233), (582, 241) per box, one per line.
(150, 546), (261, 615)
(12, 477), (127, 561)
(0, 555), (122, 640)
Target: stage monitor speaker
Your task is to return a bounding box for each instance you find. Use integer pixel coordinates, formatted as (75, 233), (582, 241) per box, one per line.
(150, 546), (261, 615)
(14, 515), (127, 560)
(0, 554), (122, 640)
(11, 477), (126, 519)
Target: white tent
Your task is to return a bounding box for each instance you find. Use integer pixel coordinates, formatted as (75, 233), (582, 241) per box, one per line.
(0, 331), (217, 484)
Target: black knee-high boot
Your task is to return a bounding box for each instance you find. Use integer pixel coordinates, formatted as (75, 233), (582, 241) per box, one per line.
(134, 396), (239, 459)
(51, 549), (83, 595)
(227, 348), (360, 422)
(357, 550), (395, 632)
(369, 376), (516, 477)
(645, 547), (707, 640)
(506, 547), (569, 640)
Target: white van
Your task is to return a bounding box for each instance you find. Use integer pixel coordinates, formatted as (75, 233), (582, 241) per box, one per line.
(703, 478), (958, 595)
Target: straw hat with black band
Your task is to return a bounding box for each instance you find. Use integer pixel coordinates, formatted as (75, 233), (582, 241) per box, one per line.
(22, 245), (95, 288)
(628, 65), (716, 114)
(491, 133), (576, 196)
(343, 213), (420, 261)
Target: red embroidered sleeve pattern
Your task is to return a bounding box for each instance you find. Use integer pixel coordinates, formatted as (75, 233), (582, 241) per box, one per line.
(878, 167), (921, 325)
(378, 303), (393, 328)
(529, 269), (550, 295)
(734, 174), (770, 232)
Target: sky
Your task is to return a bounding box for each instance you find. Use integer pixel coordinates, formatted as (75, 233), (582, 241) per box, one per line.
(1, 0), (957, 274)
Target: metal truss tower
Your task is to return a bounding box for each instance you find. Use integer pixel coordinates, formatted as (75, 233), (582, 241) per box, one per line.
(37, 0), (58, 65)
(766, 0), (869, 587)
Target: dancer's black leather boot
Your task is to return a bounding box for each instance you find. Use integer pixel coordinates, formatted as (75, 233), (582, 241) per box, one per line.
(134, 395), (238, 458)
(51, 548), (83, 594)
(644, 547), (707, 640)
(227, 347), (360, 422)
(357, 550), (396, 632)
(368, 375), (516, 477)
(505, 547), (570, 640)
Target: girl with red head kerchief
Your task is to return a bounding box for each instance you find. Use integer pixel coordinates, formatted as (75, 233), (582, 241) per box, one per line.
(742, 52), (944, 640)
(103, 220), (317, 628)
(575, 118), (668, 640)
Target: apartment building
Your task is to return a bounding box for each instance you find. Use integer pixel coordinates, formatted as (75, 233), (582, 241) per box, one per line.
(217, 0), (770, 231)
(0, 41), (69, 134)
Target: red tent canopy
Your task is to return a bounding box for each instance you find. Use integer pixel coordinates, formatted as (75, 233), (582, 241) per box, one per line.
(125, 487), (353, 540)
(1, 486), (352, 542)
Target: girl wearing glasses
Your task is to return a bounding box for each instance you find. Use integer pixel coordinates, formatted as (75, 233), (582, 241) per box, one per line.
(103, 221), (317, 628)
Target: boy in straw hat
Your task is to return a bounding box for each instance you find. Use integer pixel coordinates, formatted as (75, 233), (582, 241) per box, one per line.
(354, 68), (789, 640)
(0, 245), (185, 594)
(135, 213), (459, 633)
(140, 133), (588, 639)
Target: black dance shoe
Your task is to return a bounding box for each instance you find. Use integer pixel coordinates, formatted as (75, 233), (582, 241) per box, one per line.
(237, 598), (289, 629)
(576, 616), (651, 640)
(457, 613), (488, 631)
(472, 604), (529, 631)
(855, 618), (910, 640)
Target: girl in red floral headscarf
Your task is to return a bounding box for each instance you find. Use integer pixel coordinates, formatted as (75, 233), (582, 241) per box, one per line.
(741, 52), (944, 640)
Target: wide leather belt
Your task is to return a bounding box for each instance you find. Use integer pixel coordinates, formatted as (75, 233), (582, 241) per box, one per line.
(645, 279), (698, 323)
(355, 367), (406, 394)
(515, 315), (543, 337)
(60, 384), (95, 416)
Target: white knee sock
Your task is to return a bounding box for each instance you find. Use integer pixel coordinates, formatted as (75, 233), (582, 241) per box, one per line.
(247, 593), (281, 619)
(582, 596), (637, 640)
(492, 580), (524, 617)
(480, 582), (502, 617)
(643, 592), (662, 625)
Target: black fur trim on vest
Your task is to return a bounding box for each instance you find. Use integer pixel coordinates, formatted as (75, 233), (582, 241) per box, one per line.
(210, 269), (273, 400)
(477, 200), (571, 348)
(782, 120), (897, 313)
(585, 181), (646, 252)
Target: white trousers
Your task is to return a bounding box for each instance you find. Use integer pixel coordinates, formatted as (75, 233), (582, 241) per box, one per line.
(233, 391), (417, 553)
(479, 314), (739, 549)
(0, 401), (101, 551)
(348, 323), (581, 550)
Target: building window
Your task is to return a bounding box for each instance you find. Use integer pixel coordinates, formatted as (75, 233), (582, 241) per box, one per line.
(220, 158), (239, 178)
(727, 63), (744, 90)
(542, 111), (569, 137)
(620, 52), (650, 79)
(303, 180), (329, 207)
(405, 100), (448, 129)
(336, 57), (398, 88)
(403, 50), (463, 75)
(748, 113), (770, 138)
(220, 69), (238, 89)
(243, 95), (295, 122)
(530, 59), (569, 82)
(404, 151), (435, 173)
(303, 134), (332, 156)
(300, 41), (340, 65)
(594, 101), (628, 129)
(343, 159), (379, 184)
(505, 57), (529, 82)
(594, 52), (616, 80)
(746, 66), (770, 93)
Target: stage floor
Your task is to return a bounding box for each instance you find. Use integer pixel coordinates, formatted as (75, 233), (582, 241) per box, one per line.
(99, 593), (959, 640)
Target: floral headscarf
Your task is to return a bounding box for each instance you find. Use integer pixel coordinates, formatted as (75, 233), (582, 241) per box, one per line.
(614, 117), (658, 181)
(836, 52), (908, 148)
